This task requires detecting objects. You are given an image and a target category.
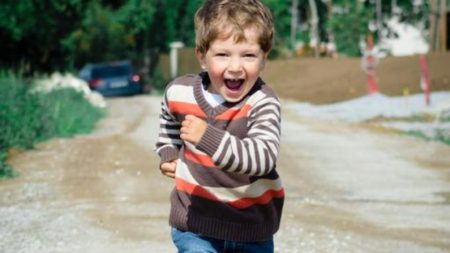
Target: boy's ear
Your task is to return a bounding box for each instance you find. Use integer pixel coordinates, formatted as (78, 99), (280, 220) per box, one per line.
(195, 48), (207, 70)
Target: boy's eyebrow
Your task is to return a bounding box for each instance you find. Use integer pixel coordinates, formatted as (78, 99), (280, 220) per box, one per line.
(210, 45), (260, 51)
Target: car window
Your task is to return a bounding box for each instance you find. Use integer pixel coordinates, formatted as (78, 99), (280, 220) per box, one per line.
(92, 65), (132, 79)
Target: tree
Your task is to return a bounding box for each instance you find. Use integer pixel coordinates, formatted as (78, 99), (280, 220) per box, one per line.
(328, 1), (370, 57)
(0, 0), (89, 73)
(0, 0), (305, 73)
(285, 0), (331, 57)
(328, 0), (430, 57)
(262, 0), (292, 58)
(62, 0), (156, 69)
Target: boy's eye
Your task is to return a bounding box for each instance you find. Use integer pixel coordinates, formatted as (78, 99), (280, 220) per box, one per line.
(216, 53), (228, 57)
(243, 53), (258, 61)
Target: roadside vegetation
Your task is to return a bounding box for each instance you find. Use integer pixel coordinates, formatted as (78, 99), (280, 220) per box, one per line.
(395, 114), (450, 146)
(0, 71), (105, 179)
(405, 129), (450, 146)
(366, 113), (450, 146)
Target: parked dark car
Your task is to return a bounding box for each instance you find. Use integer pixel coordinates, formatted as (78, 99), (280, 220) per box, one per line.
(79, 61), (144, 97)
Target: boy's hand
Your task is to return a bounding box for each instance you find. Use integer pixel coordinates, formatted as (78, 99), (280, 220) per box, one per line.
(160, 160), (177, 178)
(180, 115), (207, 145)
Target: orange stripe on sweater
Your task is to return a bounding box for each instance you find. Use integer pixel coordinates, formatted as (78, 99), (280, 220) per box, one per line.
(168, 101), (206, 118)
(184, 149), (215, 167)
(175, 178), (285, 209)
(215, 104), (252, 121)
(175, 178), (219, 202)
(228, 189), (285, 209)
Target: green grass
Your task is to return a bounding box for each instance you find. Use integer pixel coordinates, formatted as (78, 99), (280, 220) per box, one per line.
(440, 116), (450, 123)
(372, 112), (450, 146)
(404, 129), (450, 146)
(404, 130), (429, 140)
(368, 113), (435, 123)
(398, 112), (450, 146)
(0, 71), (105, 179)
(435, 129), (450, 145)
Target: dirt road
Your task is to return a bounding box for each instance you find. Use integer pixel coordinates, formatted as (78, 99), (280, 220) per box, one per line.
(1, 95), (449, 253)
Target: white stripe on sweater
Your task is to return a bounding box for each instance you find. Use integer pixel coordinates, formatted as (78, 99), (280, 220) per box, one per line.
(167, 84), (197, 104)
(176, 160), (283, 202)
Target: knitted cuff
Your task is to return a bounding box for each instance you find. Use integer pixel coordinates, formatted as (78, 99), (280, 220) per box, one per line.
(196, 125), (225, 157)
(158, 146), (179, 164)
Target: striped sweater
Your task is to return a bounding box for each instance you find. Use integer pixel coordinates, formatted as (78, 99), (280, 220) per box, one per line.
(155, 72), (284, 242)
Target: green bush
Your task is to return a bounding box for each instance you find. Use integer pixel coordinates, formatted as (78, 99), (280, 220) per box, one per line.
(0, 72), (104, 179)
(0, 151), (17, 178)
(38, 88), (105, 137)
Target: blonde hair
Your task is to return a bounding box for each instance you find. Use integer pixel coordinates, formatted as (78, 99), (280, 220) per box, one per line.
(194, 0), (274, 55)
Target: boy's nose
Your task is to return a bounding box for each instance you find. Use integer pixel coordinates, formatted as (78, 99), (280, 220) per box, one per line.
(228, 57), (242, 72)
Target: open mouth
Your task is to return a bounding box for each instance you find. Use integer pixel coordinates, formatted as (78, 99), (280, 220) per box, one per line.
(224, 79), (244, 91)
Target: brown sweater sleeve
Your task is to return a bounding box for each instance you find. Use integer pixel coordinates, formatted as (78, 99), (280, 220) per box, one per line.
(196, 97), (281, 176)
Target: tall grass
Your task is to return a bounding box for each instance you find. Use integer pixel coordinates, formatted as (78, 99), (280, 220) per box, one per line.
(0, 71), (105, 179)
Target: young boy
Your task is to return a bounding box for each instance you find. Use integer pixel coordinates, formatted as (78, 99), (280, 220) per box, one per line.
(155, 0), (284, 252)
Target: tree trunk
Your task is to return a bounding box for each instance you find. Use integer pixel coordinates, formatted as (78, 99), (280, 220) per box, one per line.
(308, 0), (320, 58)
(290, 0), (298, 51)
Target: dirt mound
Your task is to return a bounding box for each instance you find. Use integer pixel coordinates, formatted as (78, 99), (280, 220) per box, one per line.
(262, 52), (450, 104)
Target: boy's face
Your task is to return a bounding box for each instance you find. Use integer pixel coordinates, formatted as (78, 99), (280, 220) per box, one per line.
(196, 26), (267, 103)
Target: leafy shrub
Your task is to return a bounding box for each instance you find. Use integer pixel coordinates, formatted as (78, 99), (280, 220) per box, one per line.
(38, 88), (105, 137)
(0, 151), (17, 178)
(0, 72), (104, 178)
(0, 73), (39, 150)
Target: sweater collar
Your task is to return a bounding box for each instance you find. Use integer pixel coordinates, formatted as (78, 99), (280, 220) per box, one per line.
(195, 72), (263, 118)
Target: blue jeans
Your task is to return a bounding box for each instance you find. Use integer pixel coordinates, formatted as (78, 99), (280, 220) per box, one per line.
(171, 228), (274, 253)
